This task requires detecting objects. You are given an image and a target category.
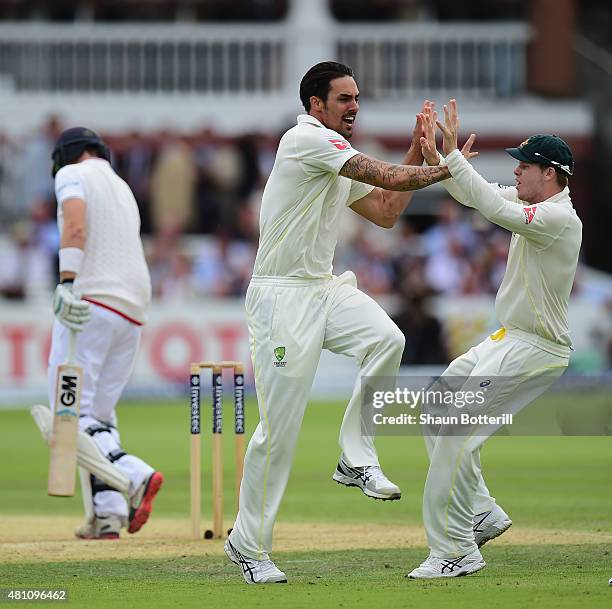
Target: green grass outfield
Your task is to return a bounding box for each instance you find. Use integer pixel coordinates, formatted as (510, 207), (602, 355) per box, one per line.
(1, 397), (611, 608)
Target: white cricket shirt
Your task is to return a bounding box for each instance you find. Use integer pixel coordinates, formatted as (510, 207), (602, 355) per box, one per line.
(55, 158), (151, 324)
(444, 150), (582, 352)
(253, 114), (374, 278)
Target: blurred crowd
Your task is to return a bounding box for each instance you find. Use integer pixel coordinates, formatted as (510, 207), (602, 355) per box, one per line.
(0, 2), (609, 370)
(1, 116), (611, 368)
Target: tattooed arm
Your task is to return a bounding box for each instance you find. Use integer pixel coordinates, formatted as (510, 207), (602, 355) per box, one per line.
(348, 146), (425, 228)
(340, 153), (450, 192)
(342, 153), (450, 228)
(348, 108), (441, 228)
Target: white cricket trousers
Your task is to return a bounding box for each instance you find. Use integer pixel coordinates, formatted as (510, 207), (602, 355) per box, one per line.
(422, 328), (569, 557)
(229, 271), (405, 559)
(48, 305), (154, 519)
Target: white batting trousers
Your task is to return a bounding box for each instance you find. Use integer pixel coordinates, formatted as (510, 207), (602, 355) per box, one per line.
(422, 329), (568, 558)
(229, 271), (405, 559)
(48, 306), (153, 519)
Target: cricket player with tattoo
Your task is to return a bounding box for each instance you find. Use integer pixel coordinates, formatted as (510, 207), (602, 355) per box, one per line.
(45, 127), (163, 539)
(225, 61), (461, 584)
(407, 100), (582, 578)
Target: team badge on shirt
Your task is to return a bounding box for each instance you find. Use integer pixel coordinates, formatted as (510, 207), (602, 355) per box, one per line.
(523, 206), (537, 224)
(329, 139), (350, 151)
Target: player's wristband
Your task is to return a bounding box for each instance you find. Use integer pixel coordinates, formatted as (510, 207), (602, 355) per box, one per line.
(59, 247), (84, 274)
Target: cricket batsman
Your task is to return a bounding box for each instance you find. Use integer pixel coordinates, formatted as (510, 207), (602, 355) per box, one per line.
(39, 127), (163, 539)
(407, 100), (582, 578)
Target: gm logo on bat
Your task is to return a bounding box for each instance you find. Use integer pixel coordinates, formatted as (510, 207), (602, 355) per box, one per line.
(57, 374), (79, 418)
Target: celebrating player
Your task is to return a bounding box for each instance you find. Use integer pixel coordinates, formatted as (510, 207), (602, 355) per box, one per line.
(407, 100), (582, 578)
(48, 127), (163, 539)
(225, 61), (460, 584)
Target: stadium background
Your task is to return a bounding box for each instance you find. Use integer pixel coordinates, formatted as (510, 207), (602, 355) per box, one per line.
(0, 0), (611, 405)
(1, 3), (611, 606)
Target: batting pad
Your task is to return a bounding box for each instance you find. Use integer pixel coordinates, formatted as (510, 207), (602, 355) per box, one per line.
(30, 404), (130, 494)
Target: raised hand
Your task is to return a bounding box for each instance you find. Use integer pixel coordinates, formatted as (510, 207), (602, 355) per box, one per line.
(461, 133), (478, 161)
(436, 98), (459, 155)
(419, 100), (440, 166)
(436, 99), (478, 161)
(411, 107), (425, 145)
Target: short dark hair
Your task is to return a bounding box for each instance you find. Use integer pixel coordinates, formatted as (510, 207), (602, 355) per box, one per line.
(538, 164), (569, 189)
(299, 61), (354, 112)
(555, 170), (569, 188)
(84, 145), (103, 158)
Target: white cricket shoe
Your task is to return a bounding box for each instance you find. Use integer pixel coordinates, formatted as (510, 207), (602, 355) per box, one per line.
(75, 515), (123, 540)
(224, 539), (287, 584)
(473, 504), (512, 548)
(408, 549), (486, 579)
(332, 456), (401, 500)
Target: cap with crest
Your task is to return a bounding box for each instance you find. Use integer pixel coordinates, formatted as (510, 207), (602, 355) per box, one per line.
(505, 134), (574, 176)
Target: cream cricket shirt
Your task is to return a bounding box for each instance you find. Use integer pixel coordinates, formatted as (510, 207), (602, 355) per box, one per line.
(253, 114), (374, 278)
(55, 158), (151, 324)
(444, 149), (582, 351)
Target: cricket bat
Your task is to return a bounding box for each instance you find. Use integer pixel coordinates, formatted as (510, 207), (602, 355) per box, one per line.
(48, 329), (82, 496)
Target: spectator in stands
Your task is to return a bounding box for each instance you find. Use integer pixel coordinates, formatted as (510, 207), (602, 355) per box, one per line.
(193, 129), (223, 235)
(114, 131), (155, 234)
(190, 232), (256, 298)
(235, 134), (263, 199)
(150, 134), (196, 234)
(147, 227), (186, 300)
(0, 222), (29, 299)
(392, 283), (449, 365)
(422, 198), (476, 257)
(349, 228), (395, 295)
(150, 249), (196, 302)
(17, 115), (63, 215)
(208, 139), (245, 233)
(0, 131), (19, 222)
(422, 198), (477, 294)
(425, 236), (470, 294)
(464, 231), (509, 294)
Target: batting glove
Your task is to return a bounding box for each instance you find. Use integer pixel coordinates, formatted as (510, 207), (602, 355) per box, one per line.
(53, 282), (91, 331)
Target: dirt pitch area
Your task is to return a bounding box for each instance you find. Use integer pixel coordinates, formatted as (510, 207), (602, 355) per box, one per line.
(2, 516), (610, 564)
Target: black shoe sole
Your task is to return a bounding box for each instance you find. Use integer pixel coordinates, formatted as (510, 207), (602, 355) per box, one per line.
(333, 479), (401, 501)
